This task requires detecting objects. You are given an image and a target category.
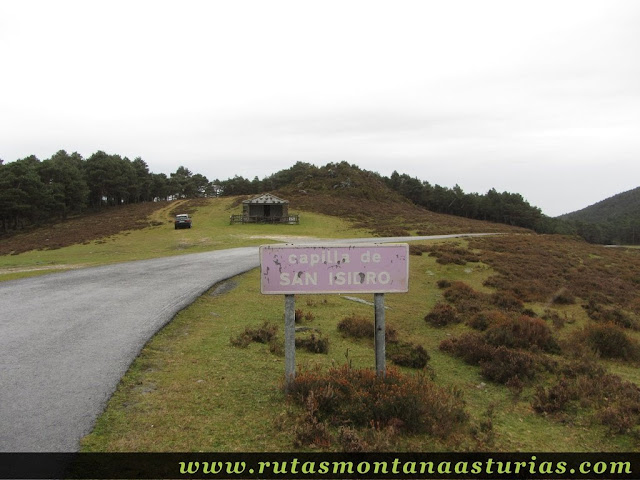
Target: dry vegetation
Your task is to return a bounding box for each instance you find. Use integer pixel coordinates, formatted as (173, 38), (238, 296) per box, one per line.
(427, 234), (640, 437)
(0, 202), (169, 255)
(281, 192), (527, 237)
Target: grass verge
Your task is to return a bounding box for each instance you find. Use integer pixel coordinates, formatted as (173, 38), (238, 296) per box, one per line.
(81, 236), (640, 452)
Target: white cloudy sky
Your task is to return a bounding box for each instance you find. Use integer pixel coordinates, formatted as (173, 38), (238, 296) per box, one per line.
(1, 0), (639, 216)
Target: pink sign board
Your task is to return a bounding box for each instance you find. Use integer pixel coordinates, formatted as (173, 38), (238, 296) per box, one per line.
(259, 244), (409, 294)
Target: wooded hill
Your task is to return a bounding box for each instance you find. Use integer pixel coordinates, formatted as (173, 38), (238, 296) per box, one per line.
(558, 187), (640, 245)
(1, 151), (637, 244)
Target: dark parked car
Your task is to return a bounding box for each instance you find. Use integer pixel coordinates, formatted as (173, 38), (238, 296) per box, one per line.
(174, 214), (192, 229)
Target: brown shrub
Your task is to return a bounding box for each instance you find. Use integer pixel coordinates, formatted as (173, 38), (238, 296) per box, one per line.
(230, 321), (278, 347)
(532, 379), (577, 414)
(387, 342), (430, 369)
(338, 314), (373, 338)
(296, 332), (329, 354)
(468, 310), (509, 331)
(439, 333), (495, 365)
(490, 291), (524, 312)
(287, 365), (468, 438)
(425, 302), (460, 327)
(531, 363), (640, 434)
(440, 333), (540, 384)
(583, 300), (638, 330)
(479, 346), (538, 384)
(443, 281), (481, 303)
(337, 314), (398, 342)
(409, 244), (430, 256)
(582, 323), (640, 361)
(484, 316), (560, 353)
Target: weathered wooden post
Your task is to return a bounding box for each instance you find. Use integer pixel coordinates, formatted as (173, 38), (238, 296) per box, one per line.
(374, 293), (386, 378)
(284, 294), (296, 390)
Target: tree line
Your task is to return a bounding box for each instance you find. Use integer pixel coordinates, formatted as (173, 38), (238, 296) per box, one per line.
(0, 150), (217, 231)
(2, 153), (636, 244)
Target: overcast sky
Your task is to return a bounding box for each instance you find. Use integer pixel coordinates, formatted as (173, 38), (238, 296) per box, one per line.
(1, 1), (639, 217)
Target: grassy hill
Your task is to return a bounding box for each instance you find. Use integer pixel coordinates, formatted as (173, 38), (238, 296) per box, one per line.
(558, 186), (640, 244)
(2, 189), (640, 452)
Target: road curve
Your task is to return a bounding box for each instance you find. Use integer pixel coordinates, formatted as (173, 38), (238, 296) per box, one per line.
(0, 233), (494, 452)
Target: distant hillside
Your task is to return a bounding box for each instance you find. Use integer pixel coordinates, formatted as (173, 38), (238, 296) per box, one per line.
(558, 187), (640, 244)
(559, 187), (640, 223)
(271, 162), (528, 236)
(220, 161), (537, 235)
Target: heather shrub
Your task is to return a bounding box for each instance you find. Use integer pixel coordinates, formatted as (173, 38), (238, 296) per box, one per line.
(551, 289), (576, 305)
(543, 309), (568, 329)
(443, 282), (487, 314)
(338, 314), (373, 338)
(531, 364), (640, 434)
(484, 316), (560, 353)
(443, 281), (480, 304)
(583, 300), (638, 330)
(479, 346), (537, 384)
(337, 314), (398, 342)
(491, 291), (524, 311)
(230, 321), (278, 347)
(468, 310), (508, 331)
(427, 244), (480, 265)
(532, 379), (577, 414)
(293, 394), (332, 448)
(583, 323), (640, 361)
(441, 333), (539, 384)
(439, 333), (494, 365)
(425, 302), (460, 327)
(437, 279), (452, 289)
(296, 332), (329, 354)
(598, 403), (639, 434)
(287, 365), (468, 438)
(435, 252), (468, 265)
(387, 342), (430, 369)
(409, 244), (430, 256)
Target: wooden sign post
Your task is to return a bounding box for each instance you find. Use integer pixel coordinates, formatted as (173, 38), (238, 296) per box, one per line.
(260, 244), (409, 389)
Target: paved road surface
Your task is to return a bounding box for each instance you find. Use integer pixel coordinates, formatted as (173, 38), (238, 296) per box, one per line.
(0, 234), (492, 451)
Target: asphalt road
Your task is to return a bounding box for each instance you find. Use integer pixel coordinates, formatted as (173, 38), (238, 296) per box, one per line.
(0, 234), (492, 452)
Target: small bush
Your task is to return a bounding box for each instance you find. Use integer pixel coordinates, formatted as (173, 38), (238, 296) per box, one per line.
(468, 310), (508, 331)
(441, 333), (538, 384)
(230, 321), (278, 347)
(532, 379), (577, 414)
(387, 342), (430, 369)
(338, 314), (373, 338)
(296, 332), (329, 354)
(479, 346), (537, 384)
(425, 302), (460, 327)
(436, 279), (452, 289)
(583, 300), (638, 330)
(551, 290), (576, 305)
(484, 316), (560, 353)
(287, 365), (468, 438)
(543, 309), (566, 329)
(337, 314), (398, 342)
(443, 281), (480, 303)
(439, 333), (494, 365)
(293, 394), (332, 448)
(409, 244), (430, 256)
(583, 323), (640, 361)
(491, 292), (524, 312)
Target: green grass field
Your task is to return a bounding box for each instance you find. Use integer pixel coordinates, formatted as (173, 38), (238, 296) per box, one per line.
(3, 197), (638, 452)
(0, 198), (367, 281)
(80, 237), (639, 452)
